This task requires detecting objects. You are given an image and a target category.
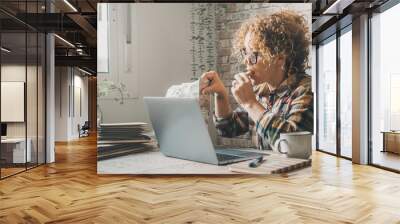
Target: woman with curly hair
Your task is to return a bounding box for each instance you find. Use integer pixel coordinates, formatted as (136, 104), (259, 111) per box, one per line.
(200, 10), (313, 150)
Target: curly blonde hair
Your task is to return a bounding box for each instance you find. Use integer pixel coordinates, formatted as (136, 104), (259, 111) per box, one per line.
(233, 10), (310, 76)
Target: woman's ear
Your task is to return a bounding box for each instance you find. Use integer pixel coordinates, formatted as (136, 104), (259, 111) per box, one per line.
(277, 54), (286, 64)
(275, 55), (288, 76)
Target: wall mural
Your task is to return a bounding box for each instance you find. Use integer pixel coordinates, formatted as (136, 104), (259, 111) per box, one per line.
(98, 80), (130, 105)
(97, 3), (313, 175)
(190, 3), (217, 80)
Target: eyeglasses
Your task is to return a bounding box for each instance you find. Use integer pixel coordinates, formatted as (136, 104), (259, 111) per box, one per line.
(240, 48), (259, 65)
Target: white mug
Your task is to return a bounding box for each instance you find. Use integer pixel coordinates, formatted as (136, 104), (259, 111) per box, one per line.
(276, 131), (312, 159)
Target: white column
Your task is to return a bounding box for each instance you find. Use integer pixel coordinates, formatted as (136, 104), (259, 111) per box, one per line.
(54, 67), (74, 141)
(311, 45), (317, 150)
(352, 14), (369, 164)
(46, 32), (55, 163)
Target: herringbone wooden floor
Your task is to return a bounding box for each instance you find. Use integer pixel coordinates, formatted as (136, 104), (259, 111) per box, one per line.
(1, 135), (400, 224)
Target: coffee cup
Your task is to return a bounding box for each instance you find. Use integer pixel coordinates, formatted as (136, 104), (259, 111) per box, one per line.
(276, 131), (312, 159)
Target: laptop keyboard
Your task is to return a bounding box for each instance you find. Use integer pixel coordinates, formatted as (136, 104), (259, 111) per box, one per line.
(215, 149), (267, 158)
(216, 153), (241, 161)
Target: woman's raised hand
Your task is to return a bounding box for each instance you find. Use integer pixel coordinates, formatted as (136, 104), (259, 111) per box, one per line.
(200, 71), (228, 97)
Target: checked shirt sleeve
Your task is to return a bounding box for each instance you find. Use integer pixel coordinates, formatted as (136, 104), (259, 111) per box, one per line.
(255, 85), (314, 147)
(213, 106), (250, 138)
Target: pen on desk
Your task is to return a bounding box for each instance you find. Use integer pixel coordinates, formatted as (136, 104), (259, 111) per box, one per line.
(249, 156), (265, 168)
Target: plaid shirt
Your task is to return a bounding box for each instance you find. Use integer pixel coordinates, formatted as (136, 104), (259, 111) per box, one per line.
(213, 74), (313, 150)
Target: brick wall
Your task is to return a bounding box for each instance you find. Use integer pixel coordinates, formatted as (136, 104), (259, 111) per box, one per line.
(212, 3), (312, 148)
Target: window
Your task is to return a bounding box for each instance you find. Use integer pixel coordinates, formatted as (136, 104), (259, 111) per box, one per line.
(370, 2), (400, 171)
(339, 27), (352, 158)
(317, 35), (337, 154)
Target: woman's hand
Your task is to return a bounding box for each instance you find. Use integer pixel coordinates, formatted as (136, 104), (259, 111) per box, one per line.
(200, 71), (228, 97)
(200, 71), (232, 118)
(231, 72), (258, 109)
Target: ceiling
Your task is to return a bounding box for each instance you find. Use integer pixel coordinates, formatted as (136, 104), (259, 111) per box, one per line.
(0, 0), (393, 73)
(0, 0), (98, 73)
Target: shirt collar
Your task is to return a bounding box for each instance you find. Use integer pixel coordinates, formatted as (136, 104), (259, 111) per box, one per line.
(254, 74), (300, 98)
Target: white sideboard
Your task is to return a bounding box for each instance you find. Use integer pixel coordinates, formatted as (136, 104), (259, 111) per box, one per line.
(1, 138), (32, 163)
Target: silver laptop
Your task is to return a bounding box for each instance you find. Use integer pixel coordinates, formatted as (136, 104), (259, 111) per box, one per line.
(143, 97), (265, 165)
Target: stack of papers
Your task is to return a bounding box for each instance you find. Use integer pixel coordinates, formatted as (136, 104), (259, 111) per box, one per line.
(165, 80), (199, 98)
(97, 122), (156, 160)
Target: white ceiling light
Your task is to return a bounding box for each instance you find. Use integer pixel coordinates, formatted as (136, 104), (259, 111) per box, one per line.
(78, 67), (93, 76)
(323, 0), (355, 15)
(63, 0), (78, 12)
(1, 47), (11, 53)
(54, 34), (75, 48)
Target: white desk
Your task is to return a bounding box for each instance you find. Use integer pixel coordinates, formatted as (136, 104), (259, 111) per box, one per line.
(1, 138), (31, 163)
(97, 149), (311, 175)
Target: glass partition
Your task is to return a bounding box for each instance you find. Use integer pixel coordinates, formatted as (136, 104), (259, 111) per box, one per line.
(26, 0), (45, 169)
(1, 31), (28, 177)
(27, 30), (38, 169)
(38, 32), (45, 165)
(0, 1), (46, 179)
